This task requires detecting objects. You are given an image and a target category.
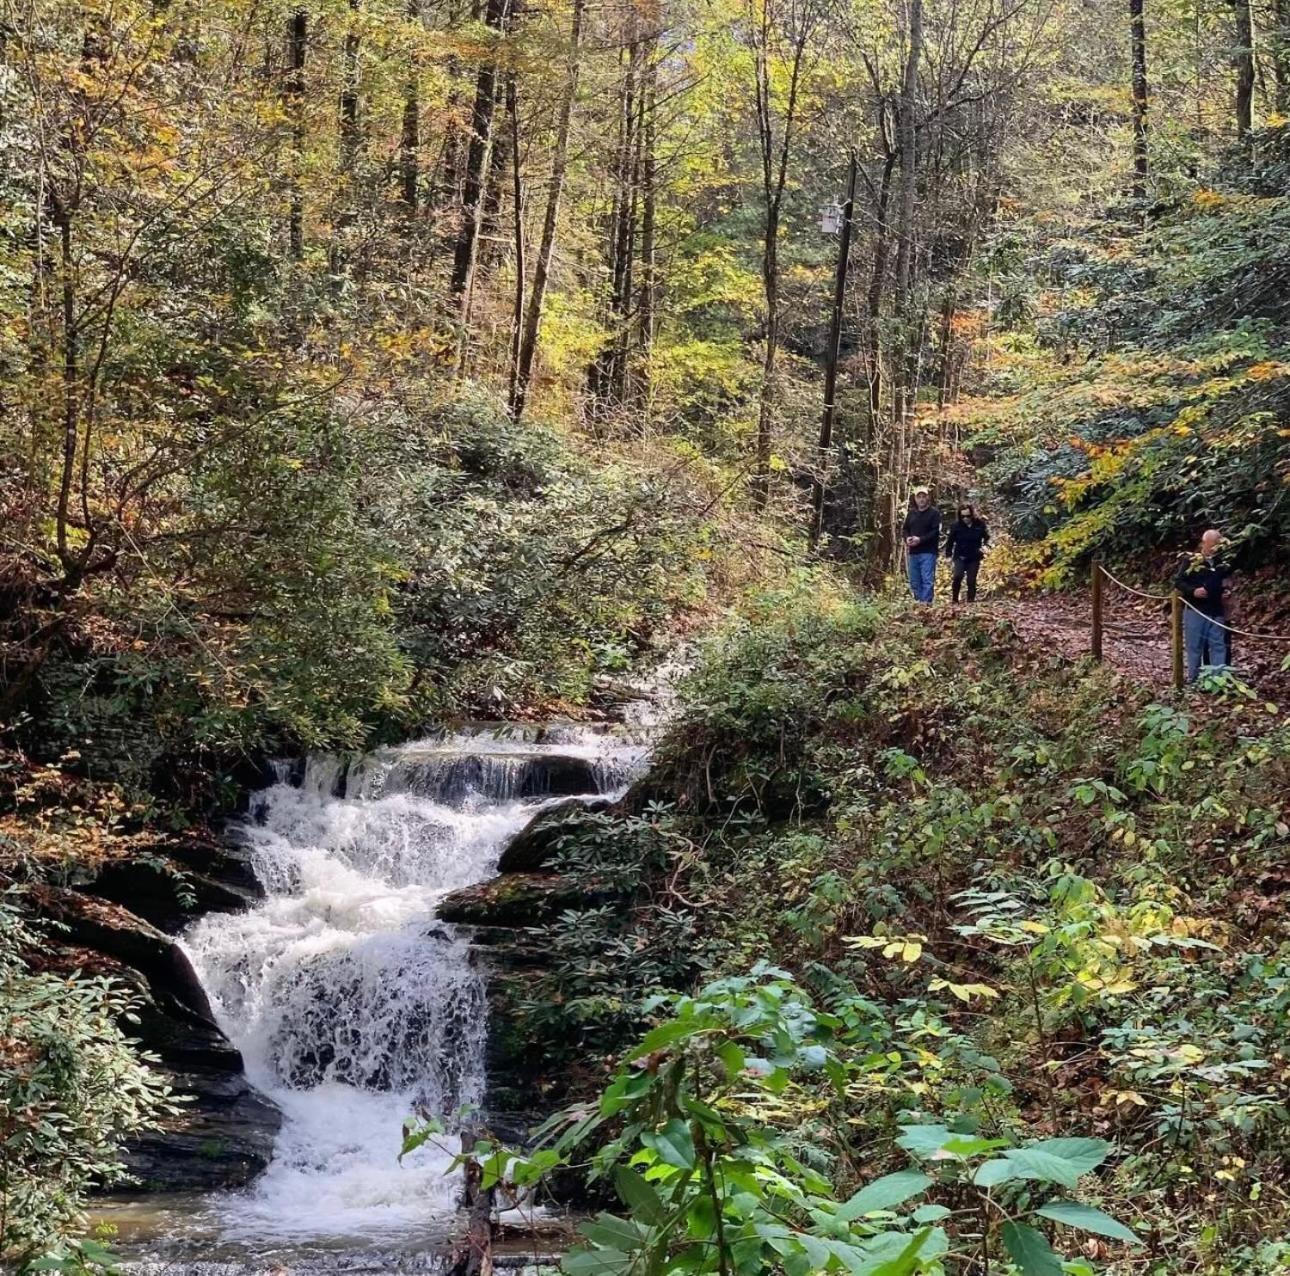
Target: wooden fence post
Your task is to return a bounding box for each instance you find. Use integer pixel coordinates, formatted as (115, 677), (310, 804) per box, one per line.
(1090, 559), (1103, 661)
(1171, 593), (1185, 690)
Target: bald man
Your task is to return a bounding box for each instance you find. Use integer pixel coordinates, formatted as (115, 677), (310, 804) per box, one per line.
(1174, 529), (1233, 683)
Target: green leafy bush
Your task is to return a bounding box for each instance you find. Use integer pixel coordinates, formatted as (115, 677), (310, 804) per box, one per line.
(0, 895), (175, 1263)
(513, 593), (1290, 1272)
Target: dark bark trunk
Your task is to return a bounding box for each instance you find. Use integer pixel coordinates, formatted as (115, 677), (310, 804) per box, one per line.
(810, 148), (857, 551)
(588, 38), (639, 406)
(866, 141), (896, 432)
(400, 0), (421, 211)
(340, 1), (360, 175)
(891, 0), (921, 426)
(889, 0), (922, 565)
(333, 0), (361, 275)
(448, 1132), (495, 1276)
(55, 213), (78, 567)
(287, 9), (307, 261)
(1275, 0), (1290, 112)
(749, 0), (815, 510)
(511, 0), (584, 421)
(449, 0), (509, 304)
(613, 57), (644, 402)
(479, 70), (513, 270)
(1233, 0), (1254, 137)
(507, 75), (525, 399)
(636, 46), (658, 409)
(935, 283), (955, 410)
(1130, 0), (1149, 197)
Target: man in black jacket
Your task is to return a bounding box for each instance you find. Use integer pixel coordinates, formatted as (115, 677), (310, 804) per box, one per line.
(1174, 528), (1233, 682)
(944, 504), (990, 603)
(903, 487), (941, 604)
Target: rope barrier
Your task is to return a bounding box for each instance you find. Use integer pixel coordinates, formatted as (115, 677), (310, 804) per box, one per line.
(1176, 593), (1290, 644)
(1097, 562), (1290, 644)
(1095, 564), (1172, 603)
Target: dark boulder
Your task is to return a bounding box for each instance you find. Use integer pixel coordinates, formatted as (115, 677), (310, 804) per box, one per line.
(36, 889), (282, 1192)
(437, 873), (590, 928)
(119, 1065), (280, 1192)
(36, 887), (216, 1021)
(78, 842), (262, 934)
(496, 797), (613, 873)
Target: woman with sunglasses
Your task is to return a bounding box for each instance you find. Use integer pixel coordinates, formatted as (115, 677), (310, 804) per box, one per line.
(944, 503), (990, 603)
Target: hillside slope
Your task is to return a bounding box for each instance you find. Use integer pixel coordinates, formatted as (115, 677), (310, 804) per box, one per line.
(475, 586), (1290, 1274)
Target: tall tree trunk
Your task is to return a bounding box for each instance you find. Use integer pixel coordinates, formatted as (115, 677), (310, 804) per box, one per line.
(479, 72), (513, 270)
(891, 0), (921, 423)
(435, 0), (470, 218)
(511, 0), (584, 421)
(54, 210), (78, 568)
(596, 40), (640, 405)
(612, 57), (644, 402)
(636, 43), (658, 414)
(340, 0), (360, 173)
(749, 0), (816, 510)
(1130, 0), (1149, 197)
(287, 8), (307, 261)
(865, 116), (896, 435)
(889, 0), (922, 557)
(506, 76), (525, 399)
(399, 0), (420, 211)
(810, 148), (857, 551)
(1274, 0), (1290, 112)
(1233, 0), (1254, 136)
(450, 0), (509, 305)
(333, 0), (361, 275)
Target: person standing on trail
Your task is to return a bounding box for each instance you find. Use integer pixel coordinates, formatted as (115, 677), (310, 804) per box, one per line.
(944, 504), (990, 604)
(1174, 528), (1233, 683)
(903, 486), (942, 605)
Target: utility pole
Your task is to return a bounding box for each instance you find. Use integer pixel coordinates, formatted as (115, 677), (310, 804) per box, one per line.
(810, 148), (858, 551)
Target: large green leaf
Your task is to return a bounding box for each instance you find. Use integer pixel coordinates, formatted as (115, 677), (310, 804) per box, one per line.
(626, 1014), (717, 1062)
(869, 1227), (935, 1276)
(895, 1124), (954, 1158)
(615, 1166), (668, 1225)
(580, 1213), (647, 1251)
(1025, 1138), (1111, 1176)
(1037, 1200), (1142, 1244)
(1001, 1148), (1081, 1189)
(911, 1204), (951, 1223)
(600, 1070), (654, 1117)
(837, 1170), (933, 1220)
(971, 1159), (1017, 1189)
(1001, 1222), (1064, 1276)
(561, 1246), (637, 1276)
(640, 1119), (696, 1170)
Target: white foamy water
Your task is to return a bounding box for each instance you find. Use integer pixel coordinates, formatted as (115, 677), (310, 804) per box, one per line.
(173, 727), (645, 1251)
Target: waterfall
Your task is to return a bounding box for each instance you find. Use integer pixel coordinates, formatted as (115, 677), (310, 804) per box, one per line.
(176, 727), (645, 1251)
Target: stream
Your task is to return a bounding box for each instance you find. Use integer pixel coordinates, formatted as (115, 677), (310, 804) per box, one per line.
(103, 725), (647, 1271)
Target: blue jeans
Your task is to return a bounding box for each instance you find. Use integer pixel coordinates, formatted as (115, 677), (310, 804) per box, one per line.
(1184, 609), (1229, 682)
(908, 553), (936, 604)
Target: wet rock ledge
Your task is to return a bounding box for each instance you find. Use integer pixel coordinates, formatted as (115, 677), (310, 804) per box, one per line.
(437, 789), (647, 1133)
(40, 834), (281, 1192)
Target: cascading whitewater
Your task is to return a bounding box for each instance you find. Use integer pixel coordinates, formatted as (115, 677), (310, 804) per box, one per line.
(180, 728), (645, 1248)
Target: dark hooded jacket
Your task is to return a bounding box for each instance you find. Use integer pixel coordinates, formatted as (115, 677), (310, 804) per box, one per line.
(945, 518), (990, 561)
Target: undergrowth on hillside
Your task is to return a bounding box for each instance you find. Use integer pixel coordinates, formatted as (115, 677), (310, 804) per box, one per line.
(0, 897), (175, 1265)
(509, 587), (1290, 1273)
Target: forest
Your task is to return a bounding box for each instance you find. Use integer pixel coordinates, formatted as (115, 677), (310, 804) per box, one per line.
(0, 0), (1288, 1266)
